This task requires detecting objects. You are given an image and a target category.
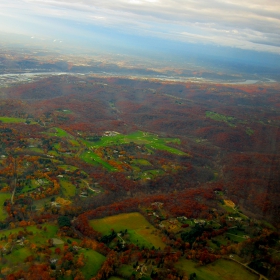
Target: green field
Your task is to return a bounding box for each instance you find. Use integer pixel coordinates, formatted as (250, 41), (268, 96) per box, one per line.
(21, 178), (51, 193)
(58, 165), (78, 172)
(84, 131), (187, 156)
(176, 259), (258, 280)
(0, 117), (27, 123)
(0, 193), (11, 220)
(81, 249), (106, 278)
(0, 223), (58, 246)
(246, 128), (254, 136)
(90, 212), (165, 249)
(2, 247), (30, 267)
(206, 111), (236, 127)
(139, 169), (164, 180)
(46, 127), (73, 138)
(59, 178), (76, 197)
(80, 150), (116, 171)
(132, 159), (151, 166)
(116, 265), (135, 279)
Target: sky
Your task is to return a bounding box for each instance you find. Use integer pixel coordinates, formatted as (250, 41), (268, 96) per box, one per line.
(0, 0), (280, 65)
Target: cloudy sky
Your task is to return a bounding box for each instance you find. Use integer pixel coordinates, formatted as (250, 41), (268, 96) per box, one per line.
(1, 0), (280, 56)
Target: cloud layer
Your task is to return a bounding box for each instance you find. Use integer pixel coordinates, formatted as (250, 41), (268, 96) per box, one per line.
(1, 0), (280, 53)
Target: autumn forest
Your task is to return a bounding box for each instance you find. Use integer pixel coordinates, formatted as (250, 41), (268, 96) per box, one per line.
(0, 50), (279, 280)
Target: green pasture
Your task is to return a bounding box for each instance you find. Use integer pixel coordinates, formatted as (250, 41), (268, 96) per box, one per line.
(69, 139), (80, 147)
(59, 178), (76, 197)
(0, 223), (58, 245)
(259, 220), (276, 231)
(0, 117), (27, 123)
(0, 193), (11, 220)
(53, 143), (61, 150)
(1, 247), (30, 267)
(116, 265), (135, 279)
(206, 111), (236, 127)
(0, 223), (61, 270)
(21, 178), (51, 193)
(226, 233), (246, 243)
(90, 212), (165, 249)
(246, 128), (254, 136)
(58, 165), (78, 172)
(33, 196), (55, 210)
(48, 150), (60, 157)
(139, 169), (164, 180)
(21, 179), (40, 193)
(175, 259), (258, 280)
(46, 127), (73, 138)
(132, 159), (151, 166)
(28, 147), (44, 153)
(80, 150), (116, 171)
(81, 249), (106, 278)
(83, 131), (186, 156)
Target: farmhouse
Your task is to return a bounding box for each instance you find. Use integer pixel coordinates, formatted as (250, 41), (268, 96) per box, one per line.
(104, 131), (119, 136)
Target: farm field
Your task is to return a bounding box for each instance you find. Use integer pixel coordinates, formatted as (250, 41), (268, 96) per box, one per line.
(59, 178), (76, 197)
(0, 117), (27, 123)
(80, 150), (116, 171)
(176, 259), (259, 280)
(81, 249), (106, 279)
(90, 212), (165, 249)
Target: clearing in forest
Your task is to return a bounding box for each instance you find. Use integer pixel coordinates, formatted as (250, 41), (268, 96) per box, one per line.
(0, 193), (11, 220)
(84, 131), (187, 156)
(224, 199), (235, 208)
(90, 212), (165, 249)
(176, 259), (258, 280)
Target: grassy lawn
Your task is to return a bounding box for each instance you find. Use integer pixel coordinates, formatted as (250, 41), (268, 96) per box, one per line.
(90, 212), (165, 249)
(48, 150), (60, 157)
(246, 128), (254, 136)
(58, 165), (78, 172)
(28, 147), (44, 153)
(146, 142), (186, 155)
(83, 131), (187, 156)
(80, 150), (116, 171)
(176, 259), (258, 280)
(0, 223), (58, 246)
(0, 193), (11, 221)
(132, 159), (151, 166)
(0, 117), (27, 123)
(21, 178), (51, 193)
(69, 139), (80, 147)
(81, 249), (106, 278)
(46, 127), (73, 138)
(59, 179), (76, 197)
(116, 265), (135, 279)
(226, 233), (246, 243)
(1, 247), (30, 267)
(206, 111), (236, 127)
(139, 169), (164, 180)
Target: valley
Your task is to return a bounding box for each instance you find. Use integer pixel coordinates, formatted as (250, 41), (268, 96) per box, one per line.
(0, 64), (279, 279)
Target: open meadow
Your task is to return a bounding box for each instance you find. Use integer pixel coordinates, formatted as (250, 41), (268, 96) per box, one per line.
(90, 212), (165, 249)
(176, 259), (259, 280)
